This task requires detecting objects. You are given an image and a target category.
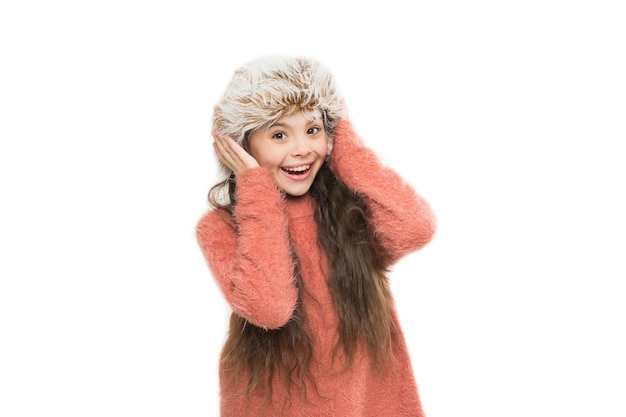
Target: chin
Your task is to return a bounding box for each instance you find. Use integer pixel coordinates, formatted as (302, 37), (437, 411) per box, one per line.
(282, 183), (314, 197)
(284, 189), (311, 197)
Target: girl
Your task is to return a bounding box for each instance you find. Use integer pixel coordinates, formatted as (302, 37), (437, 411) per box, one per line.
(196, 55), (436, 416)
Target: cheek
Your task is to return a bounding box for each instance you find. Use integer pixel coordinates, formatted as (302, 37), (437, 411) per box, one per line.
(316, 140), (329, 158)
(250, 146), (283, 168)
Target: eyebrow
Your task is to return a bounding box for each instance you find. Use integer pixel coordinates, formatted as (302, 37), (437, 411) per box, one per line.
(268, 118), (320, 130)
(268, 122), (289, 129)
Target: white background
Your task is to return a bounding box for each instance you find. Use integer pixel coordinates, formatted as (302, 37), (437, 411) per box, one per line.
(1, 1), (625, 416)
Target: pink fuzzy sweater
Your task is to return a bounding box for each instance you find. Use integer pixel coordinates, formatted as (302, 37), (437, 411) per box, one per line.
(196, 119), (436, 416)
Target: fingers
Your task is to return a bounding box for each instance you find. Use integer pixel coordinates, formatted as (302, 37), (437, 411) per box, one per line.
(212, 131), (234, 167)
(212, 131), (240, 172)
(212, 130), (260, 174)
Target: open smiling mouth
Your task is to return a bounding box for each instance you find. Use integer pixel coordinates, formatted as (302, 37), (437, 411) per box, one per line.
(281, 165), (311, 175)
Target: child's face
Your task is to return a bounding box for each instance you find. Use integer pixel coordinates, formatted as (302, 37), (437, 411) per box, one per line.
(247, 111), (328, 197)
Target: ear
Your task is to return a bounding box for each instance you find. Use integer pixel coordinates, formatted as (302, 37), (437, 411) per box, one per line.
(326, 137), (333, 157)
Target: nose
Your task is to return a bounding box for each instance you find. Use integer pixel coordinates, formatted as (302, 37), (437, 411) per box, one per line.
(291, 134), (311, 157)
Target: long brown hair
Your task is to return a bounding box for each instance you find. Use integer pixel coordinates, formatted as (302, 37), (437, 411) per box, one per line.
(207, 161), (397, 407)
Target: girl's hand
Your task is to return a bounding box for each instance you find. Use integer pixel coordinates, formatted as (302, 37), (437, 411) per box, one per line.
(212, 130), (260, 174)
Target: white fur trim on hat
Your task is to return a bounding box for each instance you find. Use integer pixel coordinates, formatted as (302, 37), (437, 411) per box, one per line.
(212, 55), (345, 148)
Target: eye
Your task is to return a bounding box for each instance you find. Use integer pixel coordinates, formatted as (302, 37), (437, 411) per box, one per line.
(271, 131), (287, 140)
(307, 126), (321, 135)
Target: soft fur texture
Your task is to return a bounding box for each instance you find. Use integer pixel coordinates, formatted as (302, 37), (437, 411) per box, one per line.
(196, 119), (436, 416)
(212, 55), (344, 177)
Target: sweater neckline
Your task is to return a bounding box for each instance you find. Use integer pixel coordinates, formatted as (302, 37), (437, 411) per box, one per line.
(284, 194), (315, 219)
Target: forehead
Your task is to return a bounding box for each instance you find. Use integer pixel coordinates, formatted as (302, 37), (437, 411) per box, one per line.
(270, 109), (322, 126)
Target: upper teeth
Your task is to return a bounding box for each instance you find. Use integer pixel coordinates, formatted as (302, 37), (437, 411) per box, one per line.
(284, 165), (310, 172)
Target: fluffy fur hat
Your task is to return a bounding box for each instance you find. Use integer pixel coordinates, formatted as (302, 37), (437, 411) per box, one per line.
(212, 55), (345, 149)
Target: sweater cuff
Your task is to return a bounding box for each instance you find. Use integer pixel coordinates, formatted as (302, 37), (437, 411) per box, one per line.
(234, 167), (284, 218)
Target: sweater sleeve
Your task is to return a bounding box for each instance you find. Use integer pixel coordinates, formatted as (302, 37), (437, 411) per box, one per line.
(195, 167), (298, 329)
(328, 118), (437, 266)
